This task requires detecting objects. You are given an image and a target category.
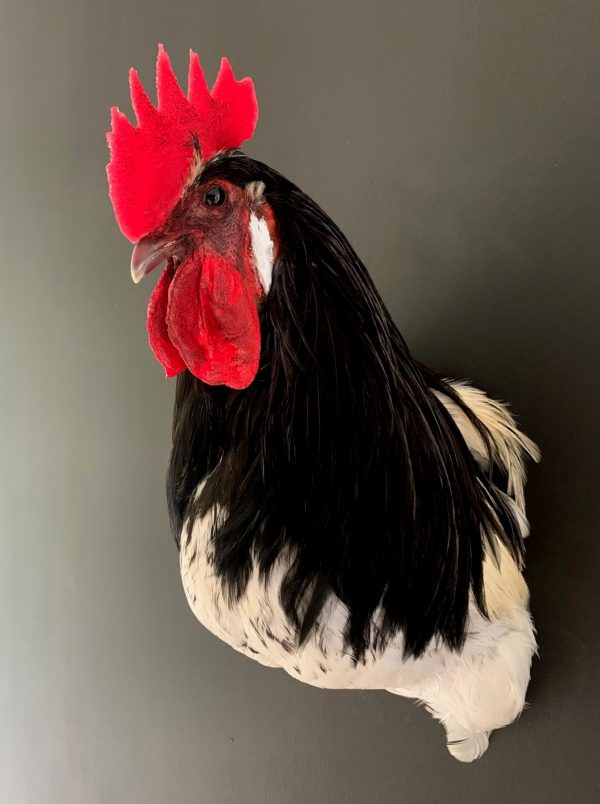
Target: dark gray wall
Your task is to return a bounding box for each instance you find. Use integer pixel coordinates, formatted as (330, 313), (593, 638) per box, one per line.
(1, 1), (599, 802)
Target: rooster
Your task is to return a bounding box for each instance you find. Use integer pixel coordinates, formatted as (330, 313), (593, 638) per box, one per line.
(107, 45), (540, 762)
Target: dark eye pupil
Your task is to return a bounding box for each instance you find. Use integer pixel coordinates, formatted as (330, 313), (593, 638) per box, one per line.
(205, 187), (226, 206)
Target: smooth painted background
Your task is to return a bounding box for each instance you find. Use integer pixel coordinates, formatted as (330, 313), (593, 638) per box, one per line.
(1, 1), (599, 802)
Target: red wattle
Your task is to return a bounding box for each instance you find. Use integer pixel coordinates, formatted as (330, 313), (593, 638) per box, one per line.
(147, 251), (261, 390)
(147, 260), (186, 378)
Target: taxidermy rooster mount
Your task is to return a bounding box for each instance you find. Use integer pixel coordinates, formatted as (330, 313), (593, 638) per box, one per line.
(107, 45), (540, 762)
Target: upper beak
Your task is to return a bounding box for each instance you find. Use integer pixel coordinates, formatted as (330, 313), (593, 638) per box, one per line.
(130, 236), (179, 284)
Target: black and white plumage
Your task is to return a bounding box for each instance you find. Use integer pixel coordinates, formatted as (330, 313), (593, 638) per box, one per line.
(163, 153), (540, 762)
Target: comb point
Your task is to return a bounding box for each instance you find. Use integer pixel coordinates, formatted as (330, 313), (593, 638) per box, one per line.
(188, 49), (209, 106)
(156, 43), (186, 111)
(129, 68), (157, 126)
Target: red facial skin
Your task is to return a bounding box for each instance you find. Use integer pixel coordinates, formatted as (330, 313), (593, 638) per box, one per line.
(144, 178), (276, 390)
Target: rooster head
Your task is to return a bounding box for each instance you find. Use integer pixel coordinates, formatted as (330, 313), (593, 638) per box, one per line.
(107, 45), (277, 390)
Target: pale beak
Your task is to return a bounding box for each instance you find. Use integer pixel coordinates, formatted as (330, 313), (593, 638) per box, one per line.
(130, 236), (178, 284)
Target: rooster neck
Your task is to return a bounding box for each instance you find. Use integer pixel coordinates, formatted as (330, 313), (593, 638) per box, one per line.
(164, 152), (524, 661)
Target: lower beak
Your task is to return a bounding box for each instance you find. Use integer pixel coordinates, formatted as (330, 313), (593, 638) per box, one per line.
(130, 236), (179, 284)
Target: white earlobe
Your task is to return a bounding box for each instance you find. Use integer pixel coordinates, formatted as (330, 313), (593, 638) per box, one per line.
(249, 213), (274, 294)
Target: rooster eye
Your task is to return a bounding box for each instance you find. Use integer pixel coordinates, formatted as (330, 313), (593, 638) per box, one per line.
(204, 186), (227, 207)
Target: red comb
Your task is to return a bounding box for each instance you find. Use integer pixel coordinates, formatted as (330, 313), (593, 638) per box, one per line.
(107, 44), (258, 242)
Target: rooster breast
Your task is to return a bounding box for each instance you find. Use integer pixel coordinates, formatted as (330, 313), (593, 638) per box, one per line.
(180, 493), (393, 686)
(179, 380), (538, 696)
(179, 494), (451, 691)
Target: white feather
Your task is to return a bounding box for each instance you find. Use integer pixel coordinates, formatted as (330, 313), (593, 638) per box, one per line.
(249, 213), (274, 293)
(434, 381), (540, 510)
